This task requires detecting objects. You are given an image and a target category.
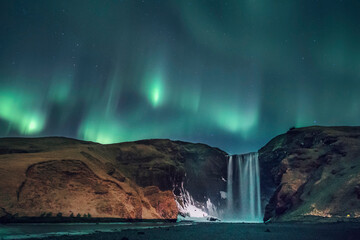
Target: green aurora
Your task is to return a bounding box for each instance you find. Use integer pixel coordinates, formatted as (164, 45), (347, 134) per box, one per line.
(0, 0), (360, 153)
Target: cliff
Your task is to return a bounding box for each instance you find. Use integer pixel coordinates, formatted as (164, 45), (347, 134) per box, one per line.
(2, 125), (360, 223)
(0, 137), (227, 221)
(259, 126), (360, 222)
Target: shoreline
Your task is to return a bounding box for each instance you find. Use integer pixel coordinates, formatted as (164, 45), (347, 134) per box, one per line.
(2, 222), (359, 240)
(0, 216), (177, 224)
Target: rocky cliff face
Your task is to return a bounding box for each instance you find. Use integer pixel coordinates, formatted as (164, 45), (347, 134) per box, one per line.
(3, 126), (359, 223)
(0, 138), (227, 221)
(259, 126), (360, 222)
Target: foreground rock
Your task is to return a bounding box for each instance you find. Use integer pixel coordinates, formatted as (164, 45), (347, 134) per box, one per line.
(0, 138), (227, 221)
(259, 126), (360, 222)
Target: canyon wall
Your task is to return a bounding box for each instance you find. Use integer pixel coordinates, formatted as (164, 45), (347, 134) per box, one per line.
(2, 126), (360, 223)
(259, 126), (360, 222)
(0, 138), (227, 221)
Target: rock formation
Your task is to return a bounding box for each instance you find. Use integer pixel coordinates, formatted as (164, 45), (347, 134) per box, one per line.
(0, 137), (227, 221)
(2, 126), (360, 223)
(259, 126), (360, 222)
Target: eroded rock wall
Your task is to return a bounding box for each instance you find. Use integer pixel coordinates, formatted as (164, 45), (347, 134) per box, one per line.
(0, 137), (227, 220)
(259, 126), (360, 222)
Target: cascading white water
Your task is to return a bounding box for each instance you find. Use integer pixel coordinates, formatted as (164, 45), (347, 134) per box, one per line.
(226, 155), (233, 213)
(226, 152), (262, 222)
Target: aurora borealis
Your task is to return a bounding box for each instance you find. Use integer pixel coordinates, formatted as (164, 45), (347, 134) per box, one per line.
(1, 0), (360, 153)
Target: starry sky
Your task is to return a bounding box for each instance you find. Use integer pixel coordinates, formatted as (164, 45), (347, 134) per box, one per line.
(1, 0), (360, 154)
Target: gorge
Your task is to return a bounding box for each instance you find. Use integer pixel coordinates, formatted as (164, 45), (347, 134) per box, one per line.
(1, 126), (360, 223)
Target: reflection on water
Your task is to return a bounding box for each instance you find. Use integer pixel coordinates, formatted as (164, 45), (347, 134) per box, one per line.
(0, 222), (194, 239)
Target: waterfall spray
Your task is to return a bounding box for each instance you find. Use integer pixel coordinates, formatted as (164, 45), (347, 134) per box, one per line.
(226, 155), (233, 213)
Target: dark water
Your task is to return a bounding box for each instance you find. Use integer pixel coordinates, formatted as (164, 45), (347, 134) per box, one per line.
(1, 222), (360, 240)
(0, 222), (190, 239)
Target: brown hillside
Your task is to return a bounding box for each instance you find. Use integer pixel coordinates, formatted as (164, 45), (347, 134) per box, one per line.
(259, 126), (360, 222)
(0, 137), (227, 220)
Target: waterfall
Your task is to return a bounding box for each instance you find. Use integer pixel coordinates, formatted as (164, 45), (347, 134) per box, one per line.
(226, 155), (233, 213)
(225, 152), (262, 222)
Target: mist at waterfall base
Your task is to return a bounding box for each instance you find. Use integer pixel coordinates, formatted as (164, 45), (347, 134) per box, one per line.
(224, 153), (262, 223)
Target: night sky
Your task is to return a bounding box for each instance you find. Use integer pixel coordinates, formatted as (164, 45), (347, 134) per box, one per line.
(1, 0), (360, 154)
